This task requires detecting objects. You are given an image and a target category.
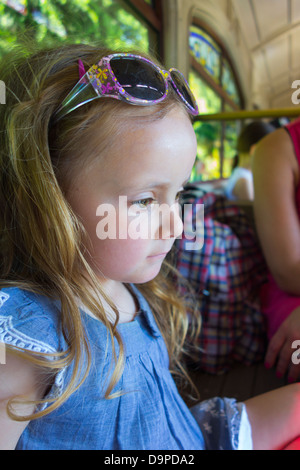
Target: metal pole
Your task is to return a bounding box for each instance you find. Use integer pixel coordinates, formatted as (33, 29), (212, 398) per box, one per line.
(194, 108), (300, 121)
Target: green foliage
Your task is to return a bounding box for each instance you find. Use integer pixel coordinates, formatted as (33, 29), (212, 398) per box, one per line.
(0, 0), (150, 56)
(189, 70), (241, 181)
(189, 71), (222, 180)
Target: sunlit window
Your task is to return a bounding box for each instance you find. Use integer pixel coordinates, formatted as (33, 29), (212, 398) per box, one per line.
(0, 0), (161, 56)
(189, 23), (243, 181)
(189, 25), (221, 85)
(222, 58), (241, 107)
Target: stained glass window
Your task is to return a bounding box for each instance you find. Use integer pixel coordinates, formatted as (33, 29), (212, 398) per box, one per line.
(222, 58), (241, 107)
(189, 23), (243, 181)
(189, 25), (221, 84)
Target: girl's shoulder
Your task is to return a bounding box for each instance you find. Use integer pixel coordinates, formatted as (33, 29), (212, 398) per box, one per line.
(225, 167), (252, 200)
(231, 167), (252, 179)
(0, 286), (63, 355)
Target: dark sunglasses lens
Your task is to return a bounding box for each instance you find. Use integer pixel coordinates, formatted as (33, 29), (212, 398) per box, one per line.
(110, 57), (166, 100)
(170, 70), (197, 110)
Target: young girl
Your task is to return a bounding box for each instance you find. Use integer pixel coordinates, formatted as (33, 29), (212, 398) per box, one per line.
(0, 42), (300, 451)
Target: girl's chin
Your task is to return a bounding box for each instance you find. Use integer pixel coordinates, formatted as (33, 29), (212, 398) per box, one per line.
(125, 264), (164, 285)
(91, 257), (165, 285)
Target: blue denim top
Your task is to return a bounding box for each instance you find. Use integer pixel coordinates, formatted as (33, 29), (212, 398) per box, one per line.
(0, 285), (252, 450)
(0, 285), (207, 450)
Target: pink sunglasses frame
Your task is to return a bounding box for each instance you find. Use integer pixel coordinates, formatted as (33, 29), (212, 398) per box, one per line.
(54, 53), (199, 120)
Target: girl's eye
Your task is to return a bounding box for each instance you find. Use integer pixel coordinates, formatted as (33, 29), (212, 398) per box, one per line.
(130, 190), (185, 209)
(131, 198), (156, 209)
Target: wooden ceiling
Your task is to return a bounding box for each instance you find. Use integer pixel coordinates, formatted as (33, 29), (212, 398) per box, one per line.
(231, 0), (300, 108)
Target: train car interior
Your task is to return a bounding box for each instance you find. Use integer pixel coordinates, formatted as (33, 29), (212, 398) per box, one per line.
(1, 0), (300, 448)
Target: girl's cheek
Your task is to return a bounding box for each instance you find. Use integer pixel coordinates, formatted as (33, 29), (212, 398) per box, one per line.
(127, 211), (153, 240)
(95, 205), (151, 242)
(95, 202), (183, 243)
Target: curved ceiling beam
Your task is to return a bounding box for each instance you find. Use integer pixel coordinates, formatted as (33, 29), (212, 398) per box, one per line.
(251, 20), (300, 53)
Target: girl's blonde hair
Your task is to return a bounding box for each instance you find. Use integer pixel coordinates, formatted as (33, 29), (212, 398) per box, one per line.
(0, 41), (200, 421)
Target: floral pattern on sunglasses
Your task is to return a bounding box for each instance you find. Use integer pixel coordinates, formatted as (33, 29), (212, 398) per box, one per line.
(54, 53), (199, 121)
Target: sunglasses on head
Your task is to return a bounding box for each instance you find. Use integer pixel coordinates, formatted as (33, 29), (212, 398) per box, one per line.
(54, 53), (199, 121)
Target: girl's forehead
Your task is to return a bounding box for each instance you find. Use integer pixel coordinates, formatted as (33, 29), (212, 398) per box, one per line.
(108, 110), (195, 160)
(65, 116), (196, 214)
(70, 107), (196, 192)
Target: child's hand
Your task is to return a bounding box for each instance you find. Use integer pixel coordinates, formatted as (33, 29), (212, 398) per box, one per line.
(264, 306), (300, 382)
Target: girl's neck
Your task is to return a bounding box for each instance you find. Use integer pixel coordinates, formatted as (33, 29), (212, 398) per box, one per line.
(103, 281), (140, 323)
(80, 280), (139, 324)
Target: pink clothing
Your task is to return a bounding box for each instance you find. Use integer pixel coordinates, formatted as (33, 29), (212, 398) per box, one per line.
(261, 118), (300, 338)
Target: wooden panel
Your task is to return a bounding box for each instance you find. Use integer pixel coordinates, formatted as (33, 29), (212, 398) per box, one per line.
(252, 363), (286, 396)
(184, 362), (287, 407)
(231, 0), (297, 107)
(220, 364), (257, 401)
(127, 0), (161, 31)
(291, 0), (300, 22)
(183, 369), (227, 407)
(231, 0), (260, 49)
(291, 30), (300, 72)
(264, 36), (289, 83)
(253, 0), (288, 40)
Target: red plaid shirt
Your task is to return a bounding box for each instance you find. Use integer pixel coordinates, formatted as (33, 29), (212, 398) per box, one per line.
(175, 189), (268, 374)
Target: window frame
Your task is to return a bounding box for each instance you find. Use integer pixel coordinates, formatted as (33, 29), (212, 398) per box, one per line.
(190, 18), (245, 180)
(126, 0), (163, 57)
(190, 18), (244, 110)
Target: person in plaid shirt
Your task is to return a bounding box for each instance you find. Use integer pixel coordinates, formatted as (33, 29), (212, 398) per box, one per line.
(175, 189), (268, 373)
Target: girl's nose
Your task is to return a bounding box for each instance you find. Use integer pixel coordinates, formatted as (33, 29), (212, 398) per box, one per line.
(169, 202), (184, 239)
(154, 202), (183, 240)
